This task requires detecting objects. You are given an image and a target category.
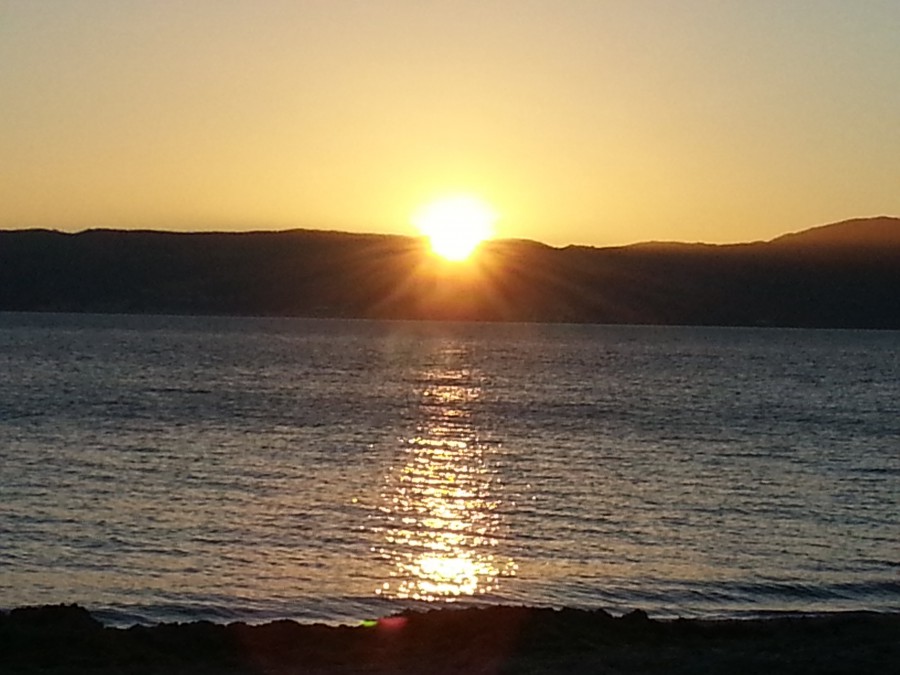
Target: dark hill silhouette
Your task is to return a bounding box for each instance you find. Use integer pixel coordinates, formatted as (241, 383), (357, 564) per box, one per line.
(1, 217), (898, 328)
(769, 216), (900, 248)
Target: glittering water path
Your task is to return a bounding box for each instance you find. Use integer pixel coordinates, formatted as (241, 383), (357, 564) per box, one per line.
(1, 313), (898, 625)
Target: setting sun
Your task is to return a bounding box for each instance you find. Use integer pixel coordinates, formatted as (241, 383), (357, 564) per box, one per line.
(413, 196), (497, 261)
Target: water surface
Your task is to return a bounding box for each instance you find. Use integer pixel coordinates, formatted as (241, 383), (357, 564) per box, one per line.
(1, 313), (897, 625)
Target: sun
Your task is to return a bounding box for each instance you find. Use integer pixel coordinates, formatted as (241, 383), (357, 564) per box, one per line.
(413, 196), (497, 261)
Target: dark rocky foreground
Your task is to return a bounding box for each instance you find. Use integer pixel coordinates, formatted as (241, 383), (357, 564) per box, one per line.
(1, 605), (898, 674)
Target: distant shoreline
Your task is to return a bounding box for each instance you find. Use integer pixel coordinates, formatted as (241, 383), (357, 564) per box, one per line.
(3, 309), (900, 334)
(2, 604), (898, 674)
(2, 219), (899, 329)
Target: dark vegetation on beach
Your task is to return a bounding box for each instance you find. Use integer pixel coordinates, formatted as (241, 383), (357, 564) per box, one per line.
(1, 216), (898, 328)
(2, 604), (898, 675)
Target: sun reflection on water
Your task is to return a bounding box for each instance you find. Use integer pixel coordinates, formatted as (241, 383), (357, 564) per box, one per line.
(374, 350), (516, 602)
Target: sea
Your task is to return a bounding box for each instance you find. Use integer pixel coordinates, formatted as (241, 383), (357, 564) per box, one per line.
(1, 312), (898, 627)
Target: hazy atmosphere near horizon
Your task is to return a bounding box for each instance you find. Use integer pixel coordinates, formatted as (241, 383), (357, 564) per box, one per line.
(2, 0), (899, 246)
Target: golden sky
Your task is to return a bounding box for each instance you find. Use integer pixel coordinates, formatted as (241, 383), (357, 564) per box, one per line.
(2, 1), (899, 247)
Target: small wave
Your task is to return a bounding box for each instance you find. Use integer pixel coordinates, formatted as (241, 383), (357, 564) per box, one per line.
(78, 576), (900, 629)
(723, 579), (900, 601)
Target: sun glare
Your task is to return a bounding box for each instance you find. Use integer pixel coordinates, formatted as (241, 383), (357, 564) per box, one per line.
(413, 196), (497, 261)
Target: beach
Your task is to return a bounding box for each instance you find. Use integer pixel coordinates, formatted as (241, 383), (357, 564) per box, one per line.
(3, 604), (898, 674)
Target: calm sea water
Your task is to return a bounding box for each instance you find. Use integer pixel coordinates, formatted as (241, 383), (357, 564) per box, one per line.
(1, 312), (898, 626)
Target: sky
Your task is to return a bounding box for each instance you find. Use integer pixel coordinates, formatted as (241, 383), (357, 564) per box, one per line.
(2, 1), (899, 247)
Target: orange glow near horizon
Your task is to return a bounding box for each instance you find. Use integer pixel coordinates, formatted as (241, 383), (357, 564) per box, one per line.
(413, 196), (497, 261)
(2, 4), (898, 246)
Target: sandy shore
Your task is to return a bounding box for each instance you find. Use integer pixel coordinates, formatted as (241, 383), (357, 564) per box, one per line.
(2, 604), (898, 674)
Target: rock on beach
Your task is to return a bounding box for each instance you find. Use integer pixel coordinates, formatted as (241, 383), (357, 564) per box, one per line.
(1, 604), (898, 674)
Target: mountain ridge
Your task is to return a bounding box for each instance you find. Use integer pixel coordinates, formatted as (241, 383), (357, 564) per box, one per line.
(768, 216), (900, 248)
(1, 217), (898, 328)
(7, 215), (899, 252)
